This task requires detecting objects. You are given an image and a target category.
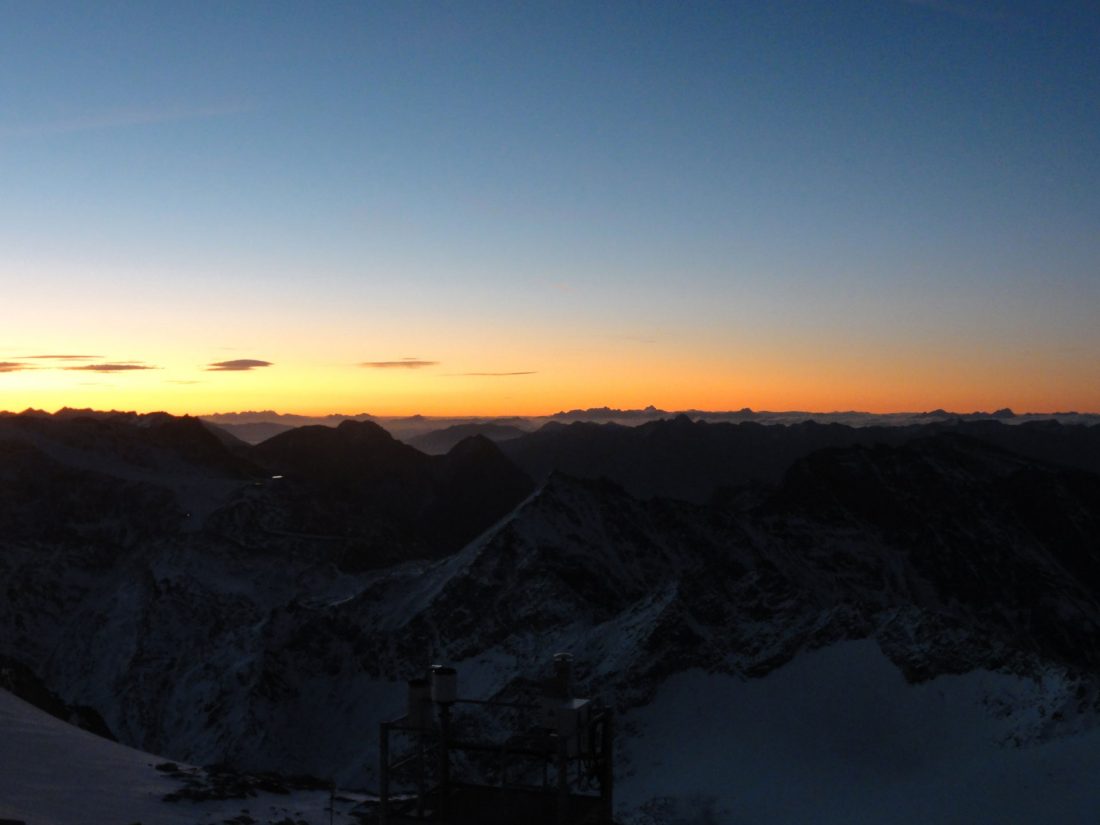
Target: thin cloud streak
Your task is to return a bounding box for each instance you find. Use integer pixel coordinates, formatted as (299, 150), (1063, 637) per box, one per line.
(447, 371), (537, 377)
(361, 360), (439, 369)
(0, 102), (253, 139)
(65, 363), (156, 372)
(0, 362), (32, 373)
(206, 359), (273, 372)
(23, 354), (102, 360)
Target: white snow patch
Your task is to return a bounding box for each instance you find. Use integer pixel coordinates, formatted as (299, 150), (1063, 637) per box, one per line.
(618, 640), (1100, 825)
(0, 688), (370, 825)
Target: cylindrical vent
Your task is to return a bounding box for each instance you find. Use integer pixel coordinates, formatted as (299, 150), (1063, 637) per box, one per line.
(431, 665), (458, 704)
(406, 678), (432, 728)
(553, 652), (573, 699)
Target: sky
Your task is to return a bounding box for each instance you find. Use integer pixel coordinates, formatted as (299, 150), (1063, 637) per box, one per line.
(2, 0), (1098, 416)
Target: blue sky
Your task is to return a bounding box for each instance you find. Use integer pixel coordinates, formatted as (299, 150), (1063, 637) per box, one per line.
(2, 0), (1098, 414)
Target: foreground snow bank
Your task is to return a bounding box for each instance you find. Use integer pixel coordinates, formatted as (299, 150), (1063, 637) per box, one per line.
(0, 688), (366, 825)
(5, 638), (1100, 825)
(618, 640), (1100, 825)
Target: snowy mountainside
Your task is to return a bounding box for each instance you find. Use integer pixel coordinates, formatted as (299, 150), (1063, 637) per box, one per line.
(3, 413), (1100, 820)
(617, 641), (1100, 825)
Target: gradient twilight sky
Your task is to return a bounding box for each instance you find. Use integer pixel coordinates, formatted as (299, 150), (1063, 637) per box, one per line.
(2, 1), (1099, 415)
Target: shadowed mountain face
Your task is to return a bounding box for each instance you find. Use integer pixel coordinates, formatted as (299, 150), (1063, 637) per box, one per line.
(0, 412), (535, 568)
(209, 421), (536, 568)
(251, 419), (426, 481)
(496, 416), (899, 502)
(2, 411), (1100, 790)
(352, 434), (1100, 697)
(499, 415), (1100, 503)
(759, 435), (1100, 677)
(0, 410), (259, 480)
(0, 412), (256, 540)
(0, 439), (182, 543)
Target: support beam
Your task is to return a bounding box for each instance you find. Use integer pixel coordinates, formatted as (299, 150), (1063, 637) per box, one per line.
(557, 733), (569, 825)
(438, 703), (452, 819)
(379, 721), (390, 825)
(601, 713), (614, 824)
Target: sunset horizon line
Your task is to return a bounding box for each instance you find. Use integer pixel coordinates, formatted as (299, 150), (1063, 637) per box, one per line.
(3, 403), (1097, 421)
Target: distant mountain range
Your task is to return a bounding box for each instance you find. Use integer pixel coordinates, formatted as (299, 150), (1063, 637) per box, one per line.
(194, 405), (1100, 445)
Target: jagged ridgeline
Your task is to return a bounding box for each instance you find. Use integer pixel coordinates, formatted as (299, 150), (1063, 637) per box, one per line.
(2, 409), (1100, 817)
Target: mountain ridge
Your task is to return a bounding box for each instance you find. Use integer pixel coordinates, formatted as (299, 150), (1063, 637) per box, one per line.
(3, 409), (1100, 817)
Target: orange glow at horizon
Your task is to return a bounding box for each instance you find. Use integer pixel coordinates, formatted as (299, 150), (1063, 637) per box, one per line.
(2, 343), (1097, 417)
(3, 262), (1098, 417)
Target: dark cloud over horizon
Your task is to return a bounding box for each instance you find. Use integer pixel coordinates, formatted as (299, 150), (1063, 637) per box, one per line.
(206, 359), (273, 372)
(0, 362), (32, 372)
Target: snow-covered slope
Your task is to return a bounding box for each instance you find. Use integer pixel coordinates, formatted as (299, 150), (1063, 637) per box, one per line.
(7, 642), (1100, 825)
(618, 640), (1100, 824)
(0, 687), (369, 825)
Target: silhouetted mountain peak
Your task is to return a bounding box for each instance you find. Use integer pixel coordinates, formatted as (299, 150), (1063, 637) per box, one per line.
(408, 422), (529, 455)
(252, 419), (417, 482)
(444, 433), (499, 460)
(52, 406), (100, 419)
(260, 418), (396, 451)
(142, 414), (255, 472)
(334, 417), (397, 442)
